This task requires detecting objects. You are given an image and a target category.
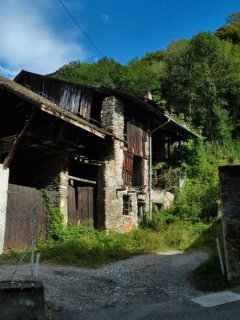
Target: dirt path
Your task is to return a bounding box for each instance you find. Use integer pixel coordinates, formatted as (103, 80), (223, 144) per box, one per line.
(38, 251), (208, 313)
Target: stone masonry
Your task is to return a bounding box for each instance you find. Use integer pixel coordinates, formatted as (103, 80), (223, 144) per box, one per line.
(219, 165), (240, 283)
(99, 97), (140, 232)
(59, 169), (69, 226)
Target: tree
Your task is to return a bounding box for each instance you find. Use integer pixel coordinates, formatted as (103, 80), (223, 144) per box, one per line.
(161, 33), (234, 142)
(216, 22), (240, 44)
(52, 58), (125, 89)
(216, 11), (240, 44)
(226, 11), (240, 24)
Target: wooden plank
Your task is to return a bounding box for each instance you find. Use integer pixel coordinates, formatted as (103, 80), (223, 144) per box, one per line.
(79, 88), (93, 121)
(40, 104), (106, 139)
(77, 187), (94, 226)
(68, 175), (96, 185)
(59, 83), (81, 114)
(4, 184), (57, 250)
(127, 123), (144, 157)
(4, 184), (35, 250)
(123, 151), (133, 186)
(68, 185), (77, 222)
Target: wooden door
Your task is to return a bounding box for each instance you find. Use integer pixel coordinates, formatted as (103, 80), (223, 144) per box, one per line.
(77, 187), (94, 226)
(4, 184), (57, 250)
(67, 185), (77, 222)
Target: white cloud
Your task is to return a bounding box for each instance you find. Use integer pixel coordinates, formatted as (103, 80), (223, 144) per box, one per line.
(0, 0), (85, 78)
(0, 66), (19, 79)
(100, 13), (110, 24)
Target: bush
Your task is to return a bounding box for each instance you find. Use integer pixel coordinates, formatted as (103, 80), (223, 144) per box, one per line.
(166, 140), (240, 222)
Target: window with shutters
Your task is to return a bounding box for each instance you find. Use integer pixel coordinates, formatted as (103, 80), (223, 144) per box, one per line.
(123, 151), (133, 186)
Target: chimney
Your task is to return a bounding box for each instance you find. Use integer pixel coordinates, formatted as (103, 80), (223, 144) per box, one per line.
(144, 91), (152, 100)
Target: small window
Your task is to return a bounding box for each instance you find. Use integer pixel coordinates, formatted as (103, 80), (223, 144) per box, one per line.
(122, 195), (132, 215)
(132, 156), (143, 187)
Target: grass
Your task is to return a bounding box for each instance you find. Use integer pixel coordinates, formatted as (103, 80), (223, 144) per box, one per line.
(36, 219), (221, 267)
(0, 248), (32, 265)
(0, 220), (221, 267)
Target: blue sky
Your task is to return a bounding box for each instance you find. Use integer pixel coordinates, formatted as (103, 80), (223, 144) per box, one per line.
(0, 0), (239, 78)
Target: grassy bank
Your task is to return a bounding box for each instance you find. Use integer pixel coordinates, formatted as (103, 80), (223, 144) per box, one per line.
(34, 218), (221, 267)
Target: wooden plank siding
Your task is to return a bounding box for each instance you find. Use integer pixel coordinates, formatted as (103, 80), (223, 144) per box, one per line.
(123, 122), (148, 186)
(4, 184), (58, 250)
(123, 152), (133, 186)
(127, 123), (143, 157)
(67, 185), (78, 222)
(77, 187), (94, 226)
(67, 186), (94, 226)
(18, 72), (93, 121)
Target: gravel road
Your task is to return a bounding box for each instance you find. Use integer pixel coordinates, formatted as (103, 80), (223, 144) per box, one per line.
(0, 252), (209, 319)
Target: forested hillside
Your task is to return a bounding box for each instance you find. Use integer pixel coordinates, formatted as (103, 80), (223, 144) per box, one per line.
(52, 12), (240, 144)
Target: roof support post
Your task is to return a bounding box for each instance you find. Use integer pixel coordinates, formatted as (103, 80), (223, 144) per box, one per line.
(148, 119), (170, 220)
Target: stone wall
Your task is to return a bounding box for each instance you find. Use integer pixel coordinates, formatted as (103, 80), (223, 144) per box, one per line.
(0, 164), (9, 253)
(98, 96), (145, 232)
(0, 281), (45, 320)
(59, 169), (69, 225)
(219, 165), (240, 283)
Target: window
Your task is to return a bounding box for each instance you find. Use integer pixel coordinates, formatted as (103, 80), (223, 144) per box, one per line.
(132, 156), (143, 187)
(122, 195), (132, 215)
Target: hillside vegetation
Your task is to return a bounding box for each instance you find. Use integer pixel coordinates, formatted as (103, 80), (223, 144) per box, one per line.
(52, 12), (240, 144)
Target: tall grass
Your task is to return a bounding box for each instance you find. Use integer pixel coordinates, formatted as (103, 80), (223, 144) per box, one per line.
(36, 217), (221, 267)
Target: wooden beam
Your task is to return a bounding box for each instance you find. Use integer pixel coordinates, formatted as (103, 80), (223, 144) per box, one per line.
(0, 134), (18, 142)
(68, 175), (96, 185)
(3, 112), (35, 169)
(40, 104), (106, 139)
(75, 155), (104, 166)
(25, 131), (84, 151)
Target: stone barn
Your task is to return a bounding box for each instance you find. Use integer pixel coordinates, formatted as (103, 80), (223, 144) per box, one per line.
(0, 71), (197, 250)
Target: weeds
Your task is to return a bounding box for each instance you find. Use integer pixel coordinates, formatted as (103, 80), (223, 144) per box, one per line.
(36, 218), (220, 267)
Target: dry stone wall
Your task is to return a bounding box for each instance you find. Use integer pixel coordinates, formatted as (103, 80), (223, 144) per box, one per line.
(219, 165), (240, 283)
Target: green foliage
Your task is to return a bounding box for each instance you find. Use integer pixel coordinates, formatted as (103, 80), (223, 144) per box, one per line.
(36, 218), (218, 267)
(51, 11), (240, 143)
(216, 22), (240, 44)
(0, 249), (25, 265)
(166, 141), (240, 222)
(52, 58), (125, 89)
(226, 11), (240, 24)
(41, 190), (63, 241)
(162, 32), (237, 142)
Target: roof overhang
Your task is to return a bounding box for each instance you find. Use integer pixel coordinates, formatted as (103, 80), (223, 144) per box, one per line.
(0, 76), (109, 139)
(14, 70), (200, 140)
